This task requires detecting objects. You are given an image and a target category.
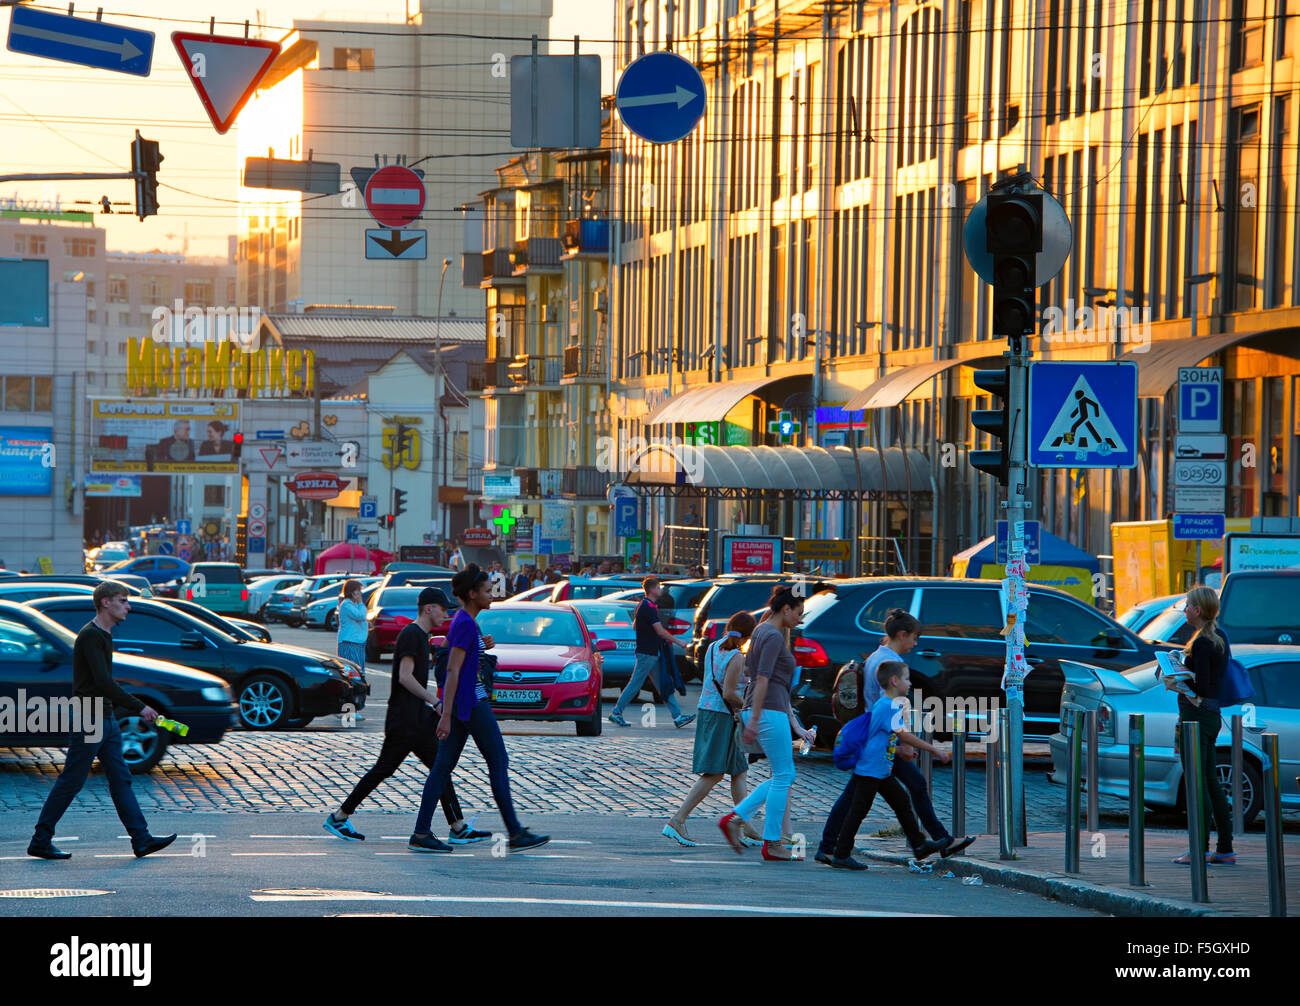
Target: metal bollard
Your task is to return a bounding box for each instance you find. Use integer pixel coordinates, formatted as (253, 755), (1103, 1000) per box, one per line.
(952, 713), (966, 841)
(920, 720), (934, 790)
(1128, 714), (1146, 887)
(999, 707), (1015, 855)
(1065, 708), (1082, 873)
(985, 735), (1000, 836)
(1180, 720), (1209, 903)
(1262, 734), (1287, 918)
(1086, 707), (1100, 833)
(1231, 714), (1244, 837)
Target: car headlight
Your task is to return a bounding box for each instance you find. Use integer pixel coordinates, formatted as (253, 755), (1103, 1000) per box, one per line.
(201, 685), (230, 702)
(305, 663), (339, 677)
(557, 662), (591, 683)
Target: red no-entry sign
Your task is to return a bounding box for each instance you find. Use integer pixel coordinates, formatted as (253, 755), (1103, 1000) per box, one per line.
(364, 165), (425, 228)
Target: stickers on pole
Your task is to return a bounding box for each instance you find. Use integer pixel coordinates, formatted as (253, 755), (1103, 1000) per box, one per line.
(172, 32), (281, 134)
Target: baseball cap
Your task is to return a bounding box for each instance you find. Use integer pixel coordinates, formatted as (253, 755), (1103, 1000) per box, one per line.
(418, 586), (453, 610)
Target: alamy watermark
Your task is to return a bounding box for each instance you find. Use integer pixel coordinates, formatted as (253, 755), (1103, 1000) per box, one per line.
(595, 432), (705, 485)
(149, 301), (261, 351)
(1041, 300), (1151, 352)
(0, 692), (104, 743)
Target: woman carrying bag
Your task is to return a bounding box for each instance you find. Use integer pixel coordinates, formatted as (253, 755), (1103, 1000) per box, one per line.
(663, 611), (762, 847)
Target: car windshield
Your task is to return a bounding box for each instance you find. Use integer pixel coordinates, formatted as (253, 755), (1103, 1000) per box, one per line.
(477, 608), (585, 646)
(568, 601), (636, 625)
(1142, 600), (1187, 640)
(376, 587), (443, 608)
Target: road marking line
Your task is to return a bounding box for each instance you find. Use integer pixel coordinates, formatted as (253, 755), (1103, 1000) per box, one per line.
(518, 853), (579, 858)
(547, 840), (593, 845)
(248, 891), (932, 917)
(93, 853), (194, 858)
(231, 852), (329, 857)
(375, 852), (475, 857)
(669, 858), (762, 866)
(248, 835), (331, 839)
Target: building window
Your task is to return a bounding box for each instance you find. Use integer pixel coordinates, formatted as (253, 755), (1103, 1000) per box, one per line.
(142, 275), (170, 303)
(17, 234), (45, 255)
(185, 280), (213, 306)
(3, 376), (32, 411)
(453, 431), (468, 480)
(203, 485), (225, 507)
(1229, 105), (1261, 311)
(33, 377), (52, 411)
(88, 373), (97, 386)
(63, 238), (97, 257)
(333, 47), (373, 71)
(118, 343), (127, 356)
(1231, 0), (1266, 70)
(87, 340), (96, 354)
(1271, 95), (1292, 308)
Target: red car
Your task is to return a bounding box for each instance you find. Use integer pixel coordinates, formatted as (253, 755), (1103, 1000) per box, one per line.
(438, 601), (613, 737)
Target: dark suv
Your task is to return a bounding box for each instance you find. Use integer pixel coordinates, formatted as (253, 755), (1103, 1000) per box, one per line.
(690, 576), (803, 669)
(789, 577), (1169, 744)
(1217, 570), (1300, 645)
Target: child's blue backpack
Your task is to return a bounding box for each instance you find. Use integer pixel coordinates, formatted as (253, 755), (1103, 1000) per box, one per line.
(832, 711), (873, 770)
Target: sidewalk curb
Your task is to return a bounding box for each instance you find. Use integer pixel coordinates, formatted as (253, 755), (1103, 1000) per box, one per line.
(857, 849), (1223, 917)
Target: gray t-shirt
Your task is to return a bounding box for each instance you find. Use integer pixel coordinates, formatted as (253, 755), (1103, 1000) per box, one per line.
(745, 620), (796, 715)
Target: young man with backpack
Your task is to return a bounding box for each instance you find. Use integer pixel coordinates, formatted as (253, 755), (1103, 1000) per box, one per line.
(823, 660), (949, 871)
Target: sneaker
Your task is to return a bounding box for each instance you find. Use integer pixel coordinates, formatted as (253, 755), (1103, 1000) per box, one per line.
(508, 829), (551, 852)
(673, 714), (697, 729)
(940, 835), (977, 858)
(27, 840), (71, 860)
(324, 813), (365, 841)
(608, 712), (630, 727)
(133, 834), (177, 859)
(910, 838), (945, 861)
(408, 833), (453, 853)
(449, 822), (492, 845)
(1208, 851), (1237, 865)
(814, 848), (834, 866)
(831, 855), (869, 871)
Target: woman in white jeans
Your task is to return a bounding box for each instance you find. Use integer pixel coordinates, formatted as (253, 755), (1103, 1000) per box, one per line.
(719, 585), (814, 862)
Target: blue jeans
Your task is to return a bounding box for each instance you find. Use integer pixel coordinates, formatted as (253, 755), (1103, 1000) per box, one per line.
(731, 709), (795, 841)
(413, 699), (522, 837)
(612, 652), (682, 720)
(818, 756), (949, 855)
(33, 716), (150, 847)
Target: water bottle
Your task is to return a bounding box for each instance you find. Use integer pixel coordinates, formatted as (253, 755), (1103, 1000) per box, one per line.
(156, 716), (189, 737)
(799, 725), (817, 756)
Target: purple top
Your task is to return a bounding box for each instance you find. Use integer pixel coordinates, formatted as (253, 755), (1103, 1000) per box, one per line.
(445, 608), (482, 723)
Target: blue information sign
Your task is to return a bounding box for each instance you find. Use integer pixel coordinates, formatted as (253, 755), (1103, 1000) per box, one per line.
(247, 536), (266, 554)
(614, 497), (638, 538)
(156, 541), (175, 556)
(996, 520), (1041, 564)
(7, 6), (154, 77)
(255, 430), (285, 441)
(615, 51), (706, 144)
(1028, 361), (1138, 469)
(359, 497), (377, 520)
(175, 519), (192, 536)
(1172, 513), (1226, 540)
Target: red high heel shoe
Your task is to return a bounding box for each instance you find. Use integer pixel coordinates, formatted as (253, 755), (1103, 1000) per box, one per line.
(718, 812), (743, 854)
(761, 839), (803, 862)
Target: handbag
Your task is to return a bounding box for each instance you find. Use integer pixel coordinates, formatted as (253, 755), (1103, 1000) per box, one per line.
(734, 711), (764, 755)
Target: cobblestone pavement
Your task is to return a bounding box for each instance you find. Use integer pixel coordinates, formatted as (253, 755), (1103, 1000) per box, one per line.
(1, 727), (1092, 838)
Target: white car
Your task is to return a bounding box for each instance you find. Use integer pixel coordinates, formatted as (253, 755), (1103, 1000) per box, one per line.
(246, 574), (306, 618)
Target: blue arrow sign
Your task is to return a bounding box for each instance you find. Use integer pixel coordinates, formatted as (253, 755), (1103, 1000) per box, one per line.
(365, 228), (427, 260)
(7, 6), (154, 77)
(175, 520), (192, 536)
(615, 51), (706, 144)
(1028, 361), (1138, 469)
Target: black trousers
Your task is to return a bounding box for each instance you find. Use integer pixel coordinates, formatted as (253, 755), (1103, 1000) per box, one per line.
(832, 773), (926, 859)
(341, 726), (463, 824)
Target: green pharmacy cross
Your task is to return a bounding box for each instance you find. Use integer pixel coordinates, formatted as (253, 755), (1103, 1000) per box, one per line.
(492, 506), (517, 535)
(767, 410), (801, 443)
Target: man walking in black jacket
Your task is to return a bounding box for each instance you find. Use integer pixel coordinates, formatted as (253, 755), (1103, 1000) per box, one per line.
(29, 581), (177, 860)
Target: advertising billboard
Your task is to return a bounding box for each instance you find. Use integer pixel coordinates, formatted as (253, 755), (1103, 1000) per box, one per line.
(0, 426), (53, 495)
(90, 400), (241, 473)
(721, 535), (782, 574)
(84, 473), (143, 497)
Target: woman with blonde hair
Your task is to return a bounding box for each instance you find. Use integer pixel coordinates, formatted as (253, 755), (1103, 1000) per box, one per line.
(1169, 585), (1235, 865)
(663, 610), (761, 846)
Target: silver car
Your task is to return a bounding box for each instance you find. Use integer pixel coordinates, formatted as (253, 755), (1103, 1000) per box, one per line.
(1048, 645), (1300, 825)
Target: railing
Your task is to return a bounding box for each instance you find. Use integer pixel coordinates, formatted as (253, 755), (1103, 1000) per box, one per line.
(460, 251), (483, 287)
(480, 248), (515, 281)
(509, 355), (562, 386)
(468, 360), (513, 392)
(563, 343), (604, 378)
(563, 218), (610, 254)
(538, 469), (563, 497)
(513, 467), (538, 497)
(512, 237), (563, 270)
(561, 465), (609, 499)
(467, 466), (483, 493)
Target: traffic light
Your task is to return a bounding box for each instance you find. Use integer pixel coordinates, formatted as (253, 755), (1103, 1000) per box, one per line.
(130, 130), (163, 221)
(985, 191), (1042, 337)
(969, 367), (1010, 485)
(392, 488), (408, 518)
(381, 514), (394, 529)
(395, 423), (414, 455)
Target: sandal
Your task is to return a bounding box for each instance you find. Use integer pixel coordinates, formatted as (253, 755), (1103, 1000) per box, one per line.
(1208, 852), (1237, 865)
(1171, 852), (1193, 865)
(662, 822), (697, 847)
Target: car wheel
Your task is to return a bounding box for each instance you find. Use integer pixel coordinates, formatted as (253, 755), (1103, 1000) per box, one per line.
(1215, 753), (1263, 828)
(256, 603), (269, 622)
(118, 713), (167, 773)
(576, 698), (603, 737)
(325, 610), (338, 631)
(238, 675), (292, 730)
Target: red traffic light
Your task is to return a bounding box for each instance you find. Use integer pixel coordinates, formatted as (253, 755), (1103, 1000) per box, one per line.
(232, 432), (244, 445)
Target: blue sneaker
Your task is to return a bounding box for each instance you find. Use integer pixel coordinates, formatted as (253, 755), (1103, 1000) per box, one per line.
(674, 714), (696, 729)
(324, 813), (364, 841)
(449, 821), (492, 845)
(608, 712), (630, 727)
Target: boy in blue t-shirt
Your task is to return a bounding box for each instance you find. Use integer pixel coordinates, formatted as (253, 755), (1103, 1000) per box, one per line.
(829, 661), (949, 870)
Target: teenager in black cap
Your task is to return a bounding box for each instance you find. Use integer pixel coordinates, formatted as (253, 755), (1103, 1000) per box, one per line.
(409, 564), (549, 852)
(324, 586), (490, 848)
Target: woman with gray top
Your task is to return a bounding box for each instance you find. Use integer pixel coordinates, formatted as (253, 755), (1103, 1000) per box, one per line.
(718, 585), (815, 862)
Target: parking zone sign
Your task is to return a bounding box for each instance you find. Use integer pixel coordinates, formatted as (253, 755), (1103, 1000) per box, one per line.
(1178, 367), (1223, 433)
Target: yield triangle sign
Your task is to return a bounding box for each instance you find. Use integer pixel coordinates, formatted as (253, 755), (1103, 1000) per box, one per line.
(172, 32), (281, 134)
(259, 446), (282, 469)
(1037, 375), (1127, 461)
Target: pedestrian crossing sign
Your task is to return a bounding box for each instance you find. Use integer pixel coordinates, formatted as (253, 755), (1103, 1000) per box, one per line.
(1027, 361), (1138, 469)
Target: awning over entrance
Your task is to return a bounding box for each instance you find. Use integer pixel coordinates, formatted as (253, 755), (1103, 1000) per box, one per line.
(844, 355), (1001, 411)
(625, 444), (934, 494)
(641, 376), (789, 426)
(1118, 331), (1300, 397)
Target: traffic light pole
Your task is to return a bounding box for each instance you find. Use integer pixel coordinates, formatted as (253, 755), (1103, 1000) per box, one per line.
(1003, 335), (1031, 849)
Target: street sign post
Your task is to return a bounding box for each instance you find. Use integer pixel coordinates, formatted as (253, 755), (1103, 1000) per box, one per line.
(364, 165), (426, 228)
(1173, 514), (1226, 540)
(615, 51), (707, 144)
(996, 520), (1041, 564)
(1174, 487), (1226, 512)
(176, 519), (192, 536)
(359, 495), (377, 520)
(243, 157), (341, 194)
(7, 6), (155, 77)
(1028, 361), (1139, 469)
(614, 497), (638, 539)
(171, 32), (281, 134)
(1177, 367), (1224, 433)
(365, 229), (427, 260)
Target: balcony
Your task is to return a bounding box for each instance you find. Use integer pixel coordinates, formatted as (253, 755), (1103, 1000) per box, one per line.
(508, 354), (562, 387)
(481, 248), (520, 284)
(468, 359), (514, 392)
(511, 237), (563, 273)
(513, 467), (538, 497)
(562, 343), (604, 379)
(467, 465), (483, 494)
(460, 251), (483, 287)
(562, 465), (609, 499)
(562, 218), (610, 255)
